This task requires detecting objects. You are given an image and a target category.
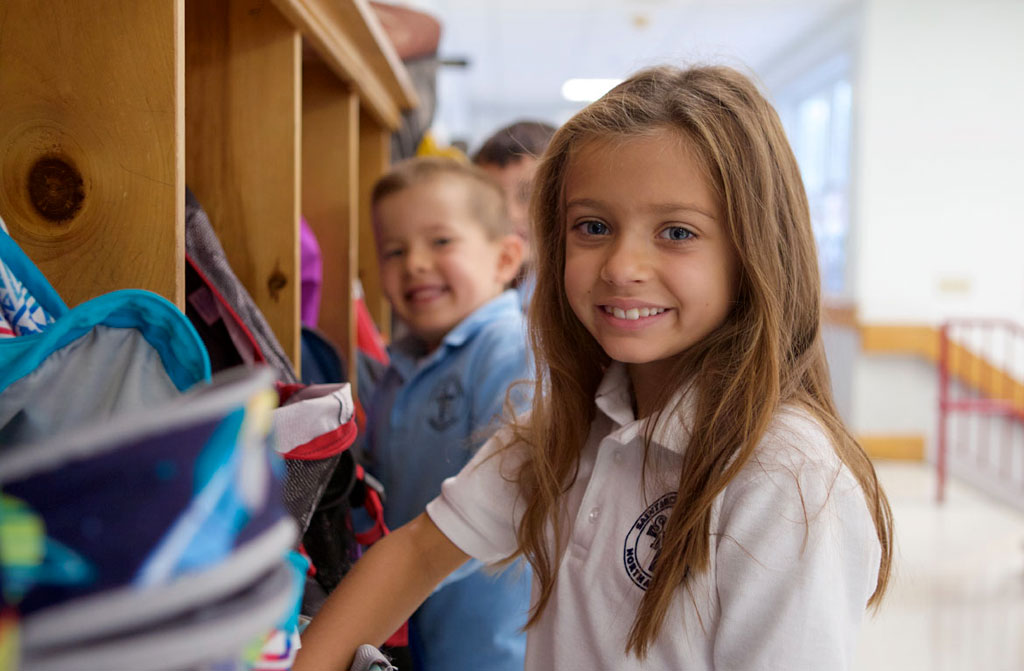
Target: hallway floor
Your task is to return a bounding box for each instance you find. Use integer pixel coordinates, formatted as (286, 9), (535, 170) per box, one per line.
(853, 461), (1024, 670)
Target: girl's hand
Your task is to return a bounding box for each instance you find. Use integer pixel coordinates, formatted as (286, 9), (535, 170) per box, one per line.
(292, 512), (469, 671)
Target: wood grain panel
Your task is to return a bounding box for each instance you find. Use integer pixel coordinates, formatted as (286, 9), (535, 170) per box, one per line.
(185, 0), (301, 372)
(0, 0), (183, 307)
(302, 61), (359, 390)
(357, 111), (392, 341)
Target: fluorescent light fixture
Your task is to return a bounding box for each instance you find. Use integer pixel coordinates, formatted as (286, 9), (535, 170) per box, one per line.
(561, 78), (622, 103)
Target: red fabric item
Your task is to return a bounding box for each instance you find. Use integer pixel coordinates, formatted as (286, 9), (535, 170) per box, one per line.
(385, 620), (409, 648)
(297, 545), (316, 577)
(353, 464), (389, 546)
(353, 394), (367, 435)
(355, 294), (389, 365)
(275, 382), (305, 404)
(284, 420), (357, 461)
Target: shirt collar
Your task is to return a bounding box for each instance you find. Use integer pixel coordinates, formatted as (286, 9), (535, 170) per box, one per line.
(594, 361), (694, 455)
(389, 289), (521, 380)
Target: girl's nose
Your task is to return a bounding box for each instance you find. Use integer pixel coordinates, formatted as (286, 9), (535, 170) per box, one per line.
(599, 235), (652, 285)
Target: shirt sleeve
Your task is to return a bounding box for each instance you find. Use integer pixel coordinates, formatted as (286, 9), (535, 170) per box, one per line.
(426, 425), (526, 564)
(712, 452), (881, 670)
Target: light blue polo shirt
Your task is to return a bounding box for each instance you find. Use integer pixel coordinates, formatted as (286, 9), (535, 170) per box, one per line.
(365, 289), (532, 671)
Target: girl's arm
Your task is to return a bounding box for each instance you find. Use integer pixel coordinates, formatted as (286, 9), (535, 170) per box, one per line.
(292, 512), (469, 671)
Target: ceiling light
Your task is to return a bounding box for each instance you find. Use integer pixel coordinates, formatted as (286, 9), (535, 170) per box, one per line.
(561, 78), (622, 103)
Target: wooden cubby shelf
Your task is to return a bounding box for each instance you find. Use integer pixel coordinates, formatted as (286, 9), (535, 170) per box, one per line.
(0, 0), (416, 394)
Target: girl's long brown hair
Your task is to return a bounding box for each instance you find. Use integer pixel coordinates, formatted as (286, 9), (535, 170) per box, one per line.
(506, 65), (893, 658)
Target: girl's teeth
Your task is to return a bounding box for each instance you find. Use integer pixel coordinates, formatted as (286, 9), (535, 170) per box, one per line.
(606, 306), (665, 320)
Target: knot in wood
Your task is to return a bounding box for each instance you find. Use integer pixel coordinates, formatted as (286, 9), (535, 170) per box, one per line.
(267, 270), (288, 299)
(28, 157), (84, 223)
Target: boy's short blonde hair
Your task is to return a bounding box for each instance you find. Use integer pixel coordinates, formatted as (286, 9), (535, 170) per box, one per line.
(371, 156), (510, 239)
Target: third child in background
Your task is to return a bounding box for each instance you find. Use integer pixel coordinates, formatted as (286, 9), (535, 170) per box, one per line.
(473, 120), (556, 309)
(364, 157), (531, 671)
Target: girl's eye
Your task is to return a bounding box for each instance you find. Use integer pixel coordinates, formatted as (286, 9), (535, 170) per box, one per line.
(579, 220), (609, 236)
(433, 237), (452, 247)
(660, 226), (694, 241)
(383, 248), (404, 259)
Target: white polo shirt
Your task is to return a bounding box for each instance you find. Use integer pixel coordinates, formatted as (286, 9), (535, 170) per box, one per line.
(426, 363), (881, 670)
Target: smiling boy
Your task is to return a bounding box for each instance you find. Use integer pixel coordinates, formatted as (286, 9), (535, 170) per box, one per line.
(362, 157), (531, 670)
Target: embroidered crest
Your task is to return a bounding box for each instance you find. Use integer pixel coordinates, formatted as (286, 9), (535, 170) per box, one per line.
(428, 374), (464, 431)
(623, 492), (676, 590)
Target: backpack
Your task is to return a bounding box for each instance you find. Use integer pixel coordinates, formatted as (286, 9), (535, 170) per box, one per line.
(0, 219), (300, 670)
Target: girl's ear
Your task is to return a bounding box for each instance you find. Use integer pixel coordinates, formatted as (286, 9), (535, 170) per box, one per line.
(494, 233), (526, 286)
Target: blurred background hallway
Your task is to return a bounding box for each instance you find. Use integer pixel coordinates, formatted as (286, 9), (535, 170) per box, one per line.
(856, 461), (1024, 670)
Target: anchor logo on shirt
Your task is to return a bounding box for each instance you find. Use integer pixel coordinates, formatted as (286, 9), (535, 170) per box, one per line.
(428, 375), (464, 431)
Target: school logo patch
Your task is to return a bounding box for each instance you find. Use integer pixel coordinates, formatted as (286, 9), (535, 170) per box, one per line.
(623, 492), (676, 590)
(428, 374), (464, 431)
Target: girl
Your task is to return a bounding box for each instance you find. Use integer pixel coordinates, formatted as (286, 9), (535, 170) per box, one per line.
(294, 64), (893, 670)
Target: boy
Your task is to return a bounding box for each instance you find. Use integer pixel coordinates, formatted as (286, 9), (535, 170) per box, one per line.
(362, 156), (530, 670)
(472, 120), (556, 309)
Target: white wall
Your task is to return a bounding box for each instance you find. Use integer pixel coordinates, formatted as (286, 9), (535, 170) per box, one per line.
(854, 0), (1024, 325)
(849, 0), (1024, 451)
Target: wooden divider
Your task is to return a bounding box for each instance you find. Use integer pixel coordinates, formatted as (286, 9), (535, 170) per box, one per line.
(302, 61), (360, 390)
(185, 0), (302, 370)
(0, 0), (183, 308)
(357, 110), (393, 341)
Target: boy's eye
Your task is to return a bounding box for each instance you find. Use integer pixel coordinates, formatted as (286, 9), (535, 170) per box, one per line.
(383, 248), (404, 259)
(579, 220), (609, 236)
(660, 226), (694, 241)
(433, 237), (452, 247)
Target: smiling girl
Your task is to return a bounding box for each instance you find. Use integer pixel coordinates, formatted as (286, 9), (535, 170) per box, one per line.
(294, 64), (893, 671)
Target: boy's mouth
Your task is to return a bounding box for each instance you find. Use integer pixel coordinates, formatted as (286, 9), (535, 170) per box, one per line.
(405, 285), (447, 304)
(600, 305), (668, 321)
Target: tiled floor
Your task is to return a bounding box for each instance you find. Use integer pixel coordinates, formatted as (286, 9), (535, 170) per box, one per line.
(854, 461), (1024, 671)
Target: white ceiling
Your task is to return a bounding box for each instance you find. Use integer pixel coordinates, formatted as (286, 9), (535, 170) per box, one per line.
(404, 0), (856, 148)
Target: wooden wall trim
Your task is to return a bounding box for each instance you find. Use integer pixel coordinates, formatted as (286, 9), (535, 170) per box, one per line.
(854, 323), (1024, 415)
(859, 324), (938, 360)
(860, 434), (925, 461)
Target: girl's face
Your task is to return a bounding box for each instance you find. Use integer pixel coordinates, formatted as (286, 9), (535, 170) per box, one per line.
(562, 131), (739, 394)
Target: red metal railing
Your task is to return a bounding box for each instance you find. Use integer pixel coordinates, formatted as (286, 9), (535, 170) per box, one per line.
(937, 318), (1024, 503)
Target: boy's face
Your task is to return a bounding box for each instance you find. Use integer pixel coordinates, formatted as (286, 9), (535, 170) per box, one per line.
(478, 156), (539, 255)
(375, 176), (523, 350)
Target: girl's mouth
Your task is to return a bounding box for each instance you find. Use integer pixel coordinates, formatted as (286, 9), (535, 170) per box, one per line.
(601, 305), (667, 321)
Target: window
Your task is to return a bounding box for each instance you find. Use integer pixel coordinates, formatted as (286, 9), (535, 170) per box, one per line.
(778, 58), (854, 298)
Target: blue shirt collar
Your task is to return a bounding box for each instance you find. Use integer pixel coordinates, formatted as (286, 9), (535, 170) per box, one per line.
(389, 289), (522, 380)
